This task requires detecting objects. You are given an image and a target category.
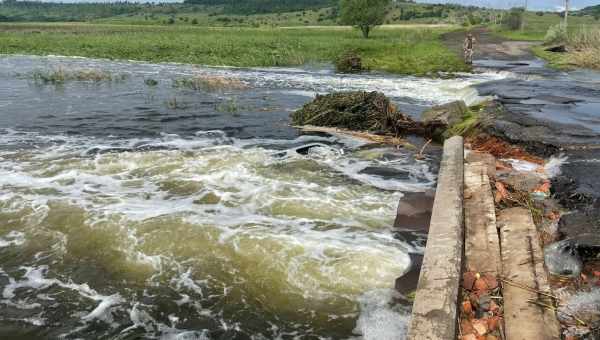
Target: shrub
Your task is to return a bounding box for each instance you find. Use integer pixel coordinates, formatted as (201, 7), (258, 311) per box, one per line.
(544, 24), (567, 45)
(335, 51), (363, 73)
(503, 7), (524, 31)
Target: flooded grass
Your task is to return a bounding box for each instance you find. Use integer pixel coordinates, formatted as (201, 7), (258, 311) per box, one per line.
(215, 97), (239, 114)
(173, 74), (248, 92)
(144, 78), (159, 86)
(31, 67), (126, 84)
(0, 23), (469, 76)
(165, 96), (187, 109)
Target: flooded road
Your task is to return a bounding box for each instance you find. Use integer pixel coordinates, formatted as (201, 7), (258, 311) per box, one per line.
(0, 55), (504, 339)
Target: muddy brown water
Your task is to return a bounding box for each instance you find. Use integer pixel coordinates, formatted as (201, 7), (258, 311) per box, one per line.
(0, 55), (513, 339)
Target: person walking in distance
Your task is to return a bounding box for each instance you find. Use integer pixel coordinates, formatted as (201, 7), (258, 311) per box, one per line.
(463, 33), (476, 64)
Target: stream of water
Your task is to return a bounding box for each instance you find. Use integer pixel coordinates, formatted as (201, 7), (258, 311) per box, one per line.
(0, 55), (507, 340)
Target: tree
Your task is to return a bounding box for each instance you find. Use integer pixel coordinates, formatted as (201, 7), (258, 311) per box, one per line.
(339, 0), (390, 38)
(503, 7), (524, 31)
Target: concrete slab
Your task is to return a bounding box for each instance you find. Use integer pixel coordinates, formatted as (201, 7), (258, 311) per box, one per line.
(497, 207), (560, 340)
(465, 151), (496, 179)
(464, 162), (501, 275)
(407, 136), (464, 340)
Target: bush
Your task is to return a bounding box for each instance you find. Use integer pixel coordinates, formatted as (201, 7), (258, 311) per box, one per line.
(544, 24), (567, 45)
(191, 18), (198, 25)
(335, 51), (363, 73)
(503, 7), (524, 30)
(467, 13), (482, 25)
(536, 11), (544, 16)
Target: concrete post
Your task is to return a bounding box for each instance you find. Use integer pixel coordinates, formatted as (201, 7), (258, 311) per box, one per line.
(407, 136), (464, 340)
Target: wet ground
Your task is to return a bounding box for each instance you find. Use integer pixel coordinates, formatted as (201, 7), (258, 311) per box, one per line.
(471, 59), (600, 240)
(442, 27), (538, 62)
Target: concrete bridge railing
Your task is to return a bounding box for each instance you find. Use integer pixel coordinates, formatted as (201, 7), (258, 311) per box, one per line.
(407, 136), (464, 340)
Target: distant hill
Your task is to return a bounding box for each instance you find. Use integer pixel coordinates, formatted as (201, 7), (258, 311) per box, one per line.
(182, 0), (336, 14)
(0, 0), (498, 27)
(580, 4), (600, 15)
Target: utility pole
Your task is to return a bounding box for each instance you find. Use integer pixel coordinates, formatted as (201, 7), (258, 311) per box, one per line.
(564, 0), (570, 28)
(521, 0), (528, 31)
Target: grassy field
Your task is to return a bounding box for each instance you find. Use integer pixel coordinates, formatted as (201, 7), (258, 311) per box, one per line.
(492, 12), (600, 41)
(93, 7), (339, 27)
(0, 23), (469, 75)
(490, 11), (600, 70)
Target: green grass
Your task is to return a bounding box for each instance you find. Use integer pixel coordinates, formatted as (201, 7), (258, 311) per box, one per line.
(532, 46), (571, 69)
(93, 7), (339, 27)
(0, 23), (469, 76)
(29, 67), (126, 84)
(533, 27), (600, 70)
(444, 109), (479, 138)
(492, 12), (600, 41)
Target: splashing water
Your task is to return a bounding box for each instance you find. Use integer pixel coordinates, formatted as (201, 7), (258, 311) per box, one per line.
(0, 55), (508, 339)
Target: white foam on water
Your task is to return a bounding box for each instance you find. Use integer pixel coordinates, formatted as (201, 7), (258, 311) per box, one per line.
(0, 130), (420, 303)
(504, 158), (540, 172)
(1, 265), (123, 324)
(0, 54), (476, 338)
(1, 54), (510, 106)
(352, 289), (409, 340)
(0, 231), (26, 248)
(545, 154), (568, 178)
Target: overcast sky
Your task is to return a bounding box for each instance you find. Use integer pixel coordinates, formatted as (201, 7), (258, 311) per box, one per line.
(13, 0), (600, 11)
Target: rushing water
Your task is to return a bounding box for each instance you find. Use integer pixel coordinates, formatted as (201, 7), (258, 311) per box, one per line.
(0, 55), (505, 339)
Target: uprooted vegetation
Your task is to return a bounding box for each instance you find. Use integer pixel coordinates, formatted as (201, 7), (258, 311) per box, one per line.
(291, 91), (444, 138)
(30, 67), (127, 84)
(172, 74), (249, 92)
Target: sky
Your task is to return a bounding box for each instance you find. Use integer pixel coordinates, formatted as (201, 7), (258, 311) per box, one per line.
(12, 0), (600, 11)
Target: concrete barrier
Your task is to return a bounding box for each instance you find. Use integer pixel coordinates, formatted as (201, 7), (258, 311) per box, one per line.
(407, 136), (464, 340)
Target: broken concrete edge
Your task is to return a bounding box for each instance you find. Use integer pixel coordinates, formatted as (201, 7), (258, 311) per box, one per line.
(407, 136), (464, 340)
(498, 208), (561, 340)
(464, 162), (501, 276)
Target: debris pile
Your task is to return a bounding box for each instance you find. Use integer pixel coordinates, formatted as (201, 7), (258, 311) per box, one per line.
(459, 271), (503, 340)
(467, 135), (544, 165)
(292, 91), (444, 137)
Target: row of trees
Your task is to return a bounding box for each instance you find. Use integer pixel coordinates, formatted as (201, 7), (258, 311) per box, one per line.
(182, 0), (335, 14)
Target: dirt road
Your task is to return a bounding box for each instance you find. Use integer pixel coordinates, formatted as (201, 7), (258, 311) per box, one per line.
(442, 27), (539, 61)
